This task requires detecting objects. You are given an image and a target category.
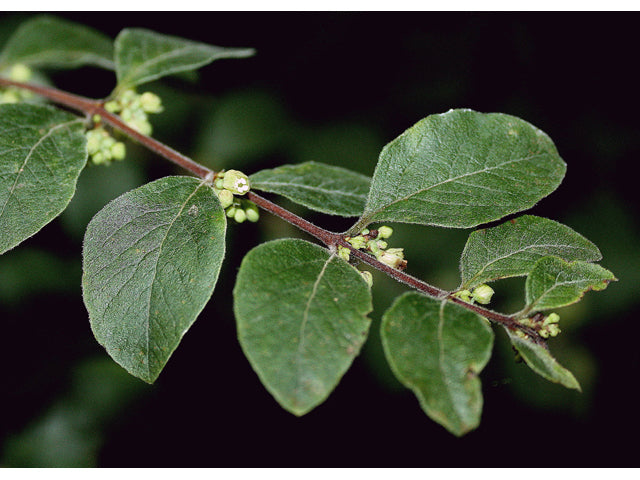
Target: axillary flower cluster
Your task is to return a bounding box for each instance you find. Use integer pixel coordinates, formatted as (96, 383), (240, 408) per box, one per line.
(86, 89), (164, 165)
(338, 226), (406, 287)
(0, 64), (34, 103)
(515, 312), (561, 339)
(211, 170), (259, 224)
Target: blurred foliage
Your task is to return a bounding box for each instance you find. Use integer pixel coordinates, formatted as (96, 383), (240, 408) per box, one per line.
(0, 12), (638, 466)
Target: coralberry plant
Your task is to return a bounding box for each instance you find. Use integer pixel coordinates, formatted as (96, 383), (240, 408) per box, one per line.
(0, 16), (616, 436)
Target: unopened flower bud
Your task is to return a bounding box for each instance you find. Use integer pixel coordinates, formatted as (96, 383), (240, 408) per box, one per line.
(111, 142), (126, 160)
(471, 284), (494, 305)
(9, 64), (32, 82)
(217, 189), (234, 209)
(548, 324), (561, 337)
(543, 313), (560, 326)
(244, 202), (260, 222)
(226, 206), (237, 218)
(378, 226), (393, 239)
(347, 235), (366, 250)
(455, 289), (473, 302)
(140, 92), (163, 113)
(234, 209), (247, 223)
(337, 246), (351, 262)
(379, 250), (405, 269)
(223, 169), (250, 195)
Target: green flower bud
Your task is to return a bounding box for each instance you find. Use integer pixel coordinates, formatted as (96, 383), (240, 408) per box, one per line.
(217, 189), (234, 209)
(226, 206), (237, 218)
(243, 202), (260, 222)
(104, 100), (120, 113)
(539, 328), (550, 338)
(234, 209), (247, 223)
(543, 313), (560, 326)
(337, 246), (350, 262)
(1, 89), (20, 104)
(361, 229), (369, 235)
(347, 235), (366, 250)
(9, 64), (32, 82)
(548, 324), (561, 337)
(214, 178), (225, 189)
(378, 226), (393, 239)
(111, 142), (126, 160)
(455, 289), (472, 302)
(386, 248), (404, 259)
(86, 130), (102, 153)
(222, 169), (250, 195)
(129, 118), (152, 136)
(92, 152), (106, 164)
(471, 284), (494, 305)
(376, 240), (388, 250)
(140, 92), (163, 113)
(359, 270), (373, 288)
(120, 89), (137, 105)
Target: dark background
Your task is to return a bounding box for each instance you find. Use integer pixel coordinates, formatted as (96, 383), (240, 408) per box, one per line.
(0, 12), (638, 467)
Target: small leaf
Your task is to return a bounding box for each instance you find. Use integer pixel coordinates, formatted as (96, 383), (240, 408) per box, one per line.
(355, 109), (566, 230)
(114, 28), (254, 90)
(0, 103), (87, 254)
(381, 293), (494, 436)
(250, 161), (371, 217)
(460, 215), (602, 290)
(506, 329), (581, 390)
(233, 238), (372, 416)
(82, 176), (226, 383)
(0, 15), (114, 70)
(525, 256), (616, 313)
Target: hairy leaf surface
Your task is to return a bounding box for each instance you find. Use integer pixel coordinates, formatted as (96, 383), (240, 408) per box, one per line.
(356, 109), (566, 230)
(234, 238), (372, 416)
(0, 15), (114, 70)
(460, 215), (602, 290)
(250, 161), (371, 216)
(381, 293), (494, 436)
(114, 28), (254, 89)
(0, 103), (86, 254)
(83, 176), (225, 383)
(506, 329), (581, 390)
(524, 257), (616, 313)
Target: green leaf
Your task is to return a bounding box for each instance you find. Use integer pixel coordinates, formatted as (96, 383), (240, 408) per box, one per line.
(0, 103), (87, 255)
(250, 161), (371, 217)
(524, 256), (616, 313)
(460, 215), (602, 290)
(233, 238), (372, 416)
(82, 176), (226, 383)
(355, 109), (566, 230)
(114, 28), (254, 90)
(381, 292), (494, 436)
(0, 15), (114, 70)
(506, 329), (581, 390)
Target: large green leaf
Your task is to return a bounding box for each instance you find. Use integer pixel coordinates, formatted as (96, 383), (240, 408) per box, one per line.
(82, 176), (226, 383)
(0, 15), (114, 70)
(506, 329), (580, 390)
(354, 109), (566, 231)
(114, 28), (254, 90)
(524, 256), (616, 313)
(0, 103), (86, 254)
(459, 215), (602, 290)
(249, 161), (371, 217)
(233, 238), (372, 416)
(381, 293), (494, 436)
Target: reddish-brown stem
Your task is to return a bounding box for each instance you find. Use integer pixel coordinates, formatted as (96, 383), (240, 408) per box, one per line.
(1, 78), (542, 341)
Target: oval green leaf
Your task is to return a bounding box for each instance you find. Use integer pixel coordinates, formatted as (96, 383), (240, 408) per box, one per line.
(250, 161), (371, 217)
(114, 28), (254, 90)
(381, 292), (494, 436)
(0, 103), (87, 254)
(460, 215), (602, 290)
(506, 329), (581, 390)
(355, 109), (566, 230)
(525, 256), (616, 313)
(82, 176), (226, 383)
(0, 15), (114, 70)
(234, 238), (372, 416)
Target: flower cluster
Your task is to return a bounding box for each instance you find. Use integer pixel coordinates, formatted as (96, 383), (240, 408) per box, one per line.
(454, 284), (495, 305)
(86, 126), (126, 165)
(516, 312), (561, 339)
(104, 89), (163, 136)
(338, 226), (407, 270)
(0, 64), (35, 104)
(211, 170), (259, 224)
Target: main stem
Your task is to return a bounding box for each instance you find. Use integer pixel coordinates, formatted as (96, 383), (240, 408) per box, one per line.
(0, 78), (541, 341)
